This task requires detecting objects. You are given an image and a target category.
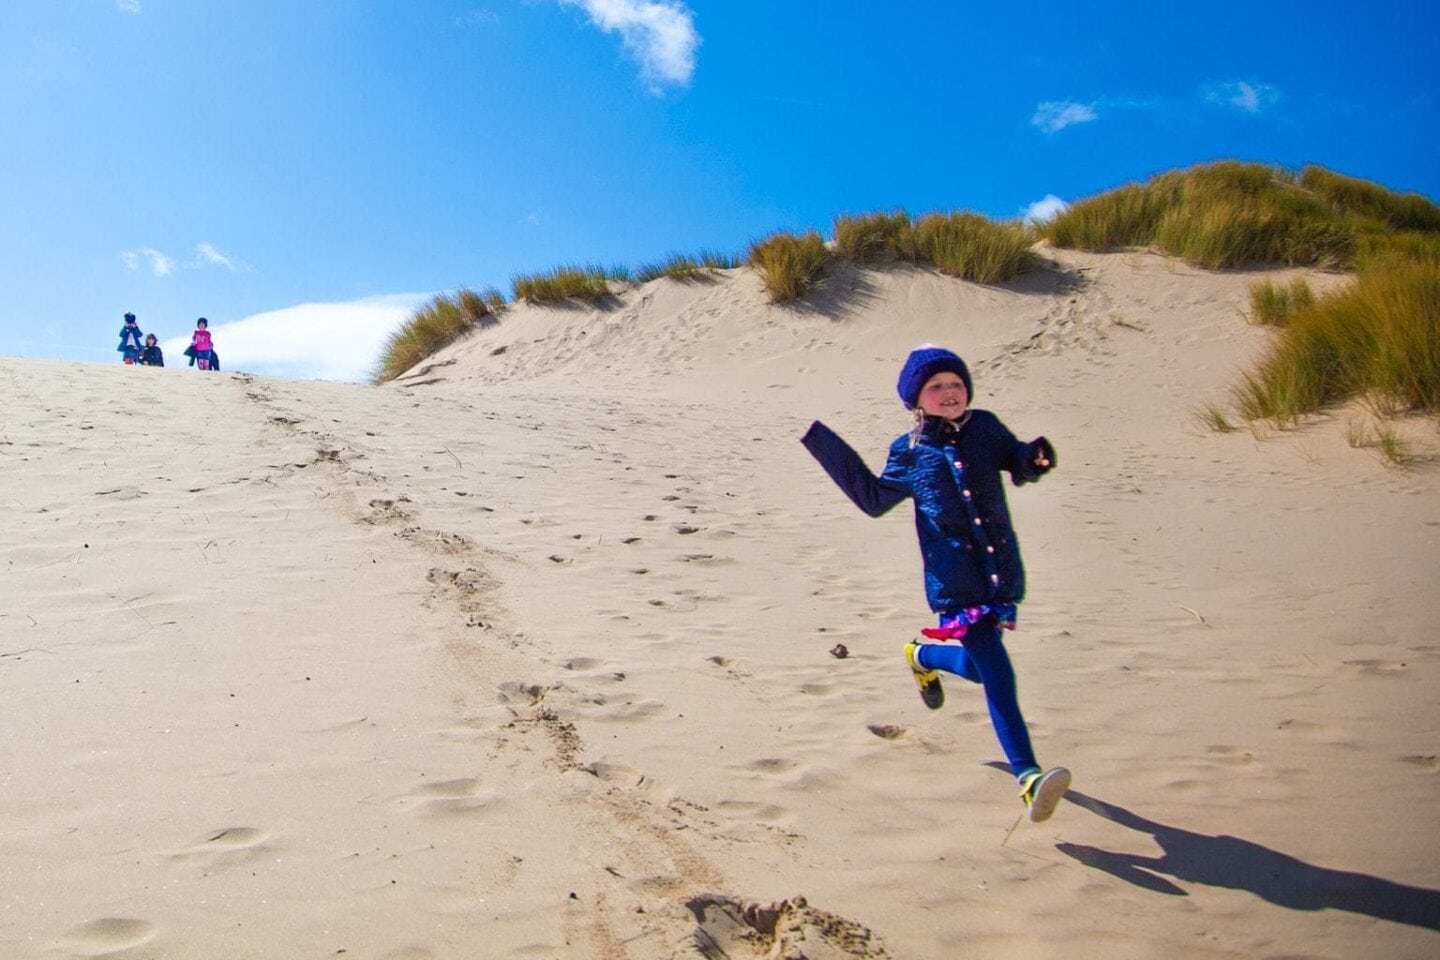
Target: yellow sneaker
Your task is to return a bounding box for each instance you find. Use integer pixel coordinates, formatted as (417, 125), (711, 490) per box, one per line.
(1018, 767), (1071, 823)
(904, 642), (945, 710)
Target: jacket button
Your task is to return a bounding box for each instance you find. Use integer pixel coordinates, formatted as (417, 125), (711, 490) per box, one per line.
(973, 518), (982, 525)
(986, 545), (995, 553)
(991, 574), (1000, 583)
(954, 461), (963, 468)
(962, 489), (971, 497)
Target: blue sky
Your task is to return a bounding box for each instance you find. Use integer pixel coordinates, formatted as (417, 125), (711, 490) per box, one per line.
(3, 1), (1437, 380)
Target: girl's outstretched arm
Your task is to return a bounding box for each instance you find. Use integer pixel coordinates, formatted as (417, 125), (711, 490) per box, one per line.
(800, 421), (909, 517)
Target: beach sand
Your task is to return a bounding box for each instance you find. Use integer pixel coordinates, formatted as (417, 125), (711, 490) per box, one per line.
(3, 247), (1437, 958)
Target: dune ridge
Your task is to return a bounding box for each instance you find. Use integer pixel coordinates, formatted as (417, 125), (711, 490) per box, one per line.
(3, 247), (1437, 958)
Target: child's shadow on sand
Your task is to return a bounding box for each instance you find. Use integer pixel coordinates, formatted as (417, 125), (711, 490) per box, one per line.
(1058, 789), (1440, 931)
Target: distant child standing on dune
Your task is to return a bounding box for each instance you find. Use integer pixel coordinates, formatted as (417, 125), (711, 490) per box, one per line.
(139, 333), (164, 367)
(189, 317), (215, 371)
(801, 344), (1071, 822)
(116, 312), (144, 364)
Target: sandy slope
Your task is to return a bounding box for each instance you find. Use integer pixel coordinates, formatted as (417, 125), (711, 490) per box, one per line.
(2, 248), (1437, 959)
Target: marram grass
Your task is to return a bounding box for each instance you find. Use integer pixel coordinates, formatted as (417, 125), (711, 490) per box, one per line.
(1044, 161), (1367, 269)
(1249, 277), (1315, 326)
(748, 231), (829, 303)
(833, 211), (916, 263)
(1233, 256), (1440, 426)
(512, 265), (613, 304)
(912, 212), (1033, 284)
(634, 252), (738, 284)
(373, 287), (503, 384)
(831, 208), (1035, 284)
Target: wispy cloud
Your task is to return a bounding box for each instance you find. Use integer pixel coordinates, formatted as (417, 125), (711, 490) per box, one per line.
(1032, 101), (1097, 134)
(1021, 195), (1069, 224)
(160, 294), (433, 382)
(116, 0), (142, 14)
(557, 0), (700, 92)
(120, 243), (251, 276)
(1201, 79), (1281, 114)
(193, 242), (249, 272)
(120, 247), (175, 277)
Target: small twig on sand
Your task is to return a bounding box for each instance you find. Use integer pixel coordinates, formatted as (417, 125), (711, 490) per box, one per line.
(1001, 812), (1024, 847)
(1180, 605), (1208, 626)
(443, 446), (463, 468)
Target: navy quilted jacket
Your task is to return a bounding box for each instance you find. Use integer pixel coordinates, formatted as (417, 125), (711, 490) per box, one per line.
(801, 412), (1053, 613)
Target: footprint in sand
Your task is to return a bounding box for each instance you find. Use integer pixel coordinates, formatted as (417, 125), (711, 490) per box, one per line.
(62, 918), (157, 956)
(687, 895), (890, 959)
(562, 658), (627, 683)
(402, 777), (498, 818)
(496, 680), (549, 706)
(714, 799), (791, 825)
(1204, 744), (1256, 766)
(580, 760), (674, 803)
(1342, 658), (1410, 675)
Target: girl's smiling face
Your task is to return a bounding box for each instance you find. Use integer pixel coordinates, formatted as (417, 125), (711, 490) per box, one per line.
(917, 371), (969, 419)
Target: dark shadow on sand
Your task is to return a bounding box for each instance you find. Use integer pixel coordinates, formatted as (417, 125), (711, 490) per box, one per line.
(785, 259), (885, 322)
(995, 251), (1089, 298)
(1059, 789), (1440, 931)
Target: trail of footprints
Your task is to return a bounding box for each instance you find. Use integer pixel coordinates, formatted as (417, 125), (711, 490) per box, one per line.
(227, 382), (890, 945)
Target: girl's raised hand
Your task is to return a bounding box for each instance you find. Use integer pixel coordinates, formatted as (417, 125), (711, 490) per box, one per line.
(1030, 436), (1056, 472)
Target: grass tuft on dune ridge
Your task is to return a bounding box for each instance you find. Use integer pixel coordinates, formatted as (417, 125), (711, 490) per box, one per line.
(634, 251), (738, 284)
(832, 209), (1032, 282)
(1046, 162), (1353, 268)
(512, 266), (614, 305)
(912, 212), (1034, 283)
(374, 287), (504, 384)
(833, 211), (916, 262)
(748, 231), (829, 303)
(1037, 162), (1440, 434)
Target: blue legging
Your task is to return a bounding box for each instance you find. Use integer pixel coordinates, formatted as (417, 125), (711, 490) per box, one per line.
(915, 617), (1038, 778)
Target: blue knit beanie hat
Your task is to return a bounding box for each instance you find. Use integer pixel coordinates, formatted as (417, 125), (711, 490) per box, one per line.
(897, 344), (973, 409)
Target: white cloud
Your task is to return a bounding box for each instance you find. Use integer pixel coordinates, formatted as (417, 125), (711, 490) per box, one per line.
(120, 247), (175, 276)
(558, 0), (699, 91)
(1022, 195), (1069, 224)
(194, 242), (246, 272)
(159, 294), (433, 382)
(1201, 80), (1281, 114)
(116, 0), (142, 14)
(120, 243), (251, 276)
(1032, 101), (1097, 134)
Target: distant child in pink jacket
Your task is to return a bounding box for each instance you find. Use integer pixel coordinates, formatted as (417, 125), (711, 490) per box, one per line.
(190, 317), (215, 371)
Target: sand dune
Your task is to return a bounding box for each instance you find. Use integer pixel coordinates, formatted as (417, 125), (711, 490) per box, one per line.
(3, 247), (1437, 958)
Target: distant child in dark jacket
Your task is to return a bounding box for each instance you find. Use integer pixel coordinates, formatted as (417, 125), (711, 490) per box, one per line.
(801, 344), (1070, 822)
(116, 312), (144, 364)
(138, 333), (164, 367)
